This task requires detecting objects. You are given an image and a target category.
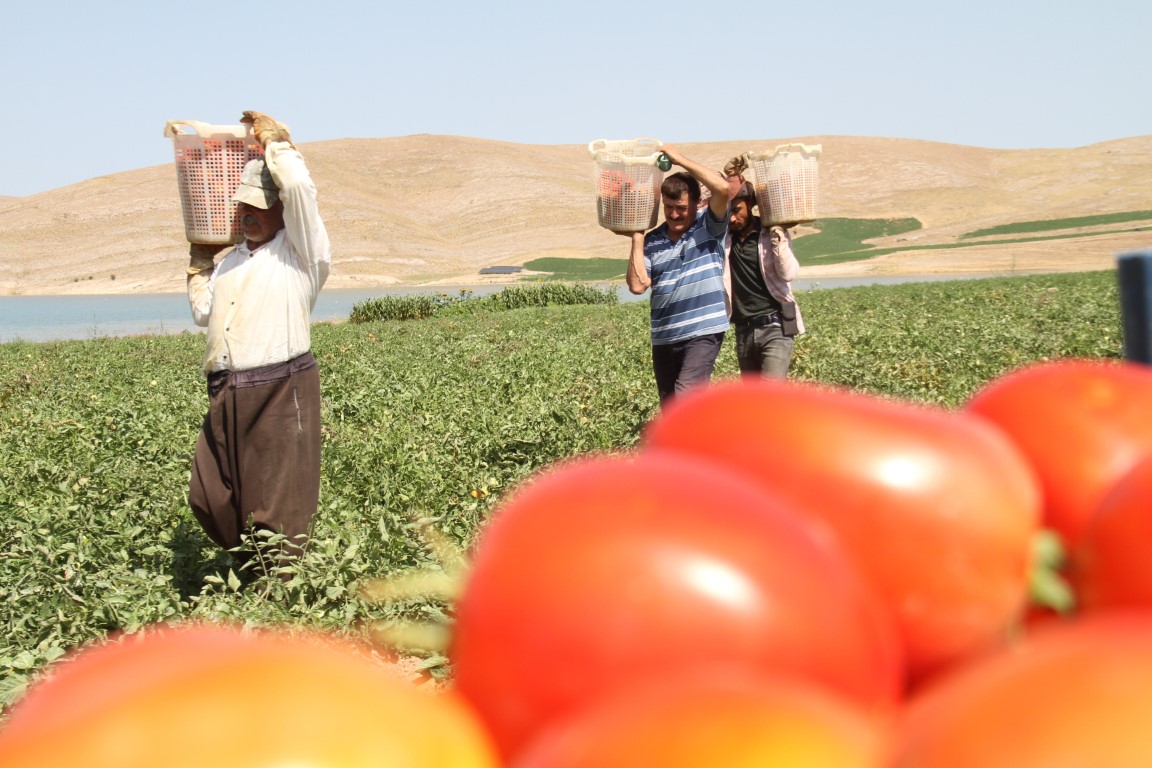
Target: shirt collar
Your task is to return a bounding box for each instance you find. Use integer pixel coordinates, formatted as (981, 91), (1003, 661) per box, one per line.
(234, 229), (285, 258)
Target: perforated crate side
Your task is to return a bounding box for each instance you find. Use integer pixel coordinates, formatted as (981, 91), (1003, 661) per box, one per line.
(172, 132), (263, 244)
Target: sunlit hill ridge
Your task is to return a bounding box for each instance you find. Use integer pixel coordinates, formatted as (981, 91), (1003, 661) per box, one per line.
(1, 134), (1150, 295)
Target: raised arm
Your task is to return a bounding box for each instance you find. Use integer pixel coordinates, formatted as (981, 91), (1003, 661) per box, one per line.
(241, 111), (331, 270)
(264, 141), (331, 269)
(660, 144), (729, 221)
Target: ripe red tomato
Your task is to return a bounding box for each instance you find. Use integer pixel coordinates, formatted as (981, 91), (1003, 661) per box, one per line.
(1069, 453), (1152, 611)
(450, 452), (903, 761)
(0, 624), (497, 768)
(964, 359), (1152, 547)
(513, 670), (887, 768)
(642, 378), (1041, 685)
(891, 614), (1152, 767)
(596, 169), (624, 196)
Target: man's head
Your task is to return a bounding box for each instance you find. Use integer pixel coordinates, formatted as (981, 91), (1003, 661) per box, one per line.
(729, 182), (759, 237)
(661, 172), (700, 239)
(232, 159), (284, 246)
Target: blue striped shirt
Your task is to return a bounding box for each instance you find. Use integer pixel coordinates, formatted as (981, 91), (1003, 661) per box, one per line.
(644, 208), (730, 345)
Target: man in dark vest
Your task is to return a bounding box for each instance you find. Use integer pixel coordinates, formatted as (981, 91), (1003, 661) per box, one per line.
(723, 180), (805, 378)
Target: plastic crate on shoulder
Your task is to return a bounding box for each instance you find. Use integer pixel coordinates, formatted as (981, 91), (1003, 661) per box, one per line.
(746, 143), (822, 227)
(588, 138), (665, 233)
(163, 120), (264, 245)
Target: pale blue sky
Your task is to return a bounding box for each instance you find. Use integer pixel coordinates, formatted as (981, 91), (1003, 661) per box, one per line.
(1, 0), (1147, 197)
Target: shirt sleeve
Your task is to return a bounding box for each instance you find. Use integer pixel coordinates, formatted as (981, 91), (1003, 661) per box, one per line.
(187, 267), (215, 327)
(768, 226), (799, 282)
(704, 206), (728, 239)
(264, 141), (332, 270)
(642, 231), (656, 277)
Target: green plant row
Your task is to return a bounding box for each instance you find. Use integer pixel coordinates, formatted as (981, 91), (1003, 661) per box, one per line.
(962, 210), (1152, 239)
(797, 226), (1152, 267)
(0, 270), (1123, 708)
(518, 213), (1150, 280)
(349, 282), (617, 323)
(518, 219), (927, 280)
(790, 217), (923, 260)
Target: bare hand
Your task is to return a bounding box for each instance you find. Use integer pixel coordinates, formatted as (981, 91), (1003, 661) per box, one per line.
(658, 144), (687, 168)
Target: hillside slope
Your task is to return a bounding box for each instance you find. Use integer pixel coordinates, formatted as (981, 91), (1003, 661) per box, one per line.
(2, 134), (1150, 295)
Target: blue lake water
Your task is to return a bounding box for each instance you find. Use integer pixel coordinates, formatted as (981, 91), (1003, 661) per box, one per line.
(0, 275), (1002, 344)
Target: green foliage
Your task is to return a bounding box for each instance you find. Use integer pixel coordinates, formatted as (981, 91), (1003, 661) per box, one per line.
(798, 225), (1152, 267)
(789, 271), (1121, 404)
(790, 214), (1150, 267)
(349, 283), (616, 323)
(962, 210), (1152, 239)
(349, 292), (463, 322)
(521, 257), (626, 281)
(792, 217), (923, 264)
(465, 282), (617, 312)
(0, 270), (1124, 707)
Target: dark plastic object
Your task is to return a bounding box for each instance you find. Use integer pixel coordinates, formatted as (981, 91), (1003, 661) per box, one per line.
(1117, 249), (1152, 364)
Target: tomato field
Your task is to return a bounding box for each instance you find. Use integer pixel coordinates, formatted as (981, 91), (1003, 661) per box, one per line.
(0, 268), (1139, 764)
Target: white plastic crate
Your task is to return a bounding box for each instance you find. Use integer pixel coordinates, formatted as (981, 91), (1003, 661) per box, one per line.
(746, 143), (822, 226)
(163, 120), (264, 245)
(588, 138), (665, 233)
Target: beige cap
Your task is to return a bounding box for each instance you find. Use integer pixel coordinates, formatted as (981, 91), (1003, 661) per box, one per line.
(232, 158), (279, 209)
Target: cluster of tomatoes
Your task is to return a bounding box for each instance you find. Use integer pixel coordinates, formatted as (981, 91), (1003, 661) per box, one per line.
(451, 358), (1152, 767)
(5, 358), (1152, 767)
(594, 168), (658, 232)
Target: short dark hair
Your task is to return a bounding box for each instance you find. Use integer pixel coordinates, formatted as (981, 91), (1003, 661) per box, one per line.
(661, 172), (700, 207)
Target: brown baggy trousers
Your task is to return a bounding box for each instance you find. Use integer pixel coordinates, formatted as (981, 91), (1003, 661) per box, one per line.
(188, 352), (322, 560)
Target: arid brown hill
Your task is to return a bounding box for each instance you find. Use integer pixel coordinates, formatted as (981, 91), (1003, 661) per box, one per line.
(2, 134), (1150, 295)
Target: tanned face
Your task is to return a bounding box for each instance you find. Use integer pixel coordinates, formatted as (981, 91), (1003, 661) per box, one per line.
(730, 198), (755, 237)
(238, 201), (285, 248)
(662, 192), (696, 241)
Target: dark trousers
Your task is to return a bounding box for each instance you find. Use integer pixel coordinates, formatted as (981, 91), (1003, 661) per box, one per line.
(189, 353), (322, 567)
(651, 332), (725, 406)
(735, 323), (794, 378)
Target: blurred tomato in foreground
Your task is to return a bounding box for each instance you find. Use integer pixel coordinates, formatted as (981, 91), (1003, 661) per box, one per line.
(450, 452), (902, 761)
(892, 614), (1152, 767)
(965, 359), (1152, 547)
(513, 670), (887, 768)
(643, 378), (1040, 685)
(1069, 453), (1152, 612)
(0, 624), (497, 768)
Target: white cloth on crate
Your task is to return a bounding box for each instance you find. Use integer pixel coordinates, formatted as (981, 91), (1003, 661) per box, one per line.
(188, 141), (331, 373)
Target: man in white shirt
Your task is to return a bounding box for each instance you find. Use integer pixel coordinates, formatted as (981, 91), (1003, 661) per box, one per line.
(185, 110), (331, 576)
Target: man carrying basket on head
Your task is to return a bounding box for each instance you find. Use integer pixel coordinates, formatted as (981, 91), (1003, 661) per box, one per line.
(721, 155), (804, 378)
(623, 145), (731, 406)
(184, 110), (331, 577)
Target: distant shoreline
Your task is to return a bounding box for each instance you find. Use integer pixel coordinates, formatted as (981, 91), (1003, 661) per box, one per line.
(1, 260), (1122, 298)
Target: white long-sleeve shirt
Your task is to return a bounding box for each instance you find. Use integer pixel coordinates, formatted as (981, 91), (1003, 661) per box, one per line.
(188, 141), (331, 373)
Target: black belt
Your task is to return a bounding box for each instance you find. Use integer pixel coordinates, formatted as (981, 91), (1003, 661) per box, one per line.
(735, 312), (781, 328)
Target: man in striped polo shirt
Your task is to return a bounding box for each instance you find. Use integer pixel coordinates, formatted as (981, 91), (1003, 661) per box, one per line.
(624, 145), (731, 406)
